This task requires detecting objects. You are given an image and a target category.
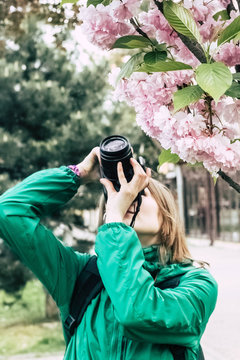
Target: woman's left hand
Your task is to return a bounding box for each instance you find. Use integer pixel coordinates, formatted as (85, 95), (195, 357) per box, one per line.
(76, 147), (101, 184)
(100, 158), (151, 224)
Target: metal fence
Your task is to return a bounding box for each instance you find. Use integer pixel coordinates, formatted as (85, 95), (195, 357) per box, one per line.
(180, 166), (240, 242)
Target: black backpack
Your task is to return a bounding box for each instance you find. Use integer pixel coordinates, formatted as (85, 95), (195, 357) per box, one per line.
(64, 256), (204, 360)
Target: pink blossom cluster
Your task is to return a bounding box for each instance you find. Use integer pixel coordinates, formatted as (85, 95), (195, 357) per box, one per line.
(110, 69), (240, 173)
(176, 1), (239, 66)
(140, 1), (239, 66)
(214, 43), (240, 67)
(79, 0), (240, 173)
(110, 0), (141, 20)
(184, 0), (231, 22)
(79, 1), (239, 65)
(78, 4), (132, 49)
(139, 104), (240, 174)
(78, 0), (143, 49)
(109, 68), (193, 120)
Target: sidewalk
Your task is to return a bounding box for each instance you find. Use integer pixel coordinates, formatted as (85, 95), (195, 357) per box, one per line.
(0, 354), (63, 360)
(188, 237), (240, 360)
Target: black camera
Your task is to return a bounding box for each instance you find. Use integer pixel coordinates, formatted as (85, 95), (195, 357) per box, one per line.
(99, 135), (146, 227)
(100, 135), (134, 192)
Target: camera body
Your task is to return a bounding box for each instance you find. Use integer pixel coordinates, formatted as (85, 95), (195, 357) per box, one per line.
(100, 135), (134, 192)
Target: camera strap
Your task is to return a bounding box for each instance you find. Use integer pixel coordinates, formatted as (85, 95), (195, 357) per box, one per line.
(130, 192), (142, 227)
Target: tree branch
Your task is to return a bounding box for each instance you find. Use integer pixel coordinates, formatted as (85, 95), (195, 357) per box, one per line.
(217, 170), (240, 193)
(130, 18), (154, 45)
(237, 0), (240, 11)
(153, 0), (163, 13)
(236, 65), (240, 73)
(227, 0), (237, 14)
(153, 0), (207, 63)
(150, 140), (240, 193)
(178, 34), (207, 63)
(205, 96), (214, 134)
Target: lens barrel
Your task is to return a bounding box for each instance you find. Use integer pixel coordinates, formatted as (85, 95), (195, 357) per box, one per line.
(100, 135), (133, 188)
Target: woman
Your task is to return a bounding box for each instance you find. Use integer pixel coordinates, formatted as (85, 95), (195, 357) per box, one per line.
(0, 147), (217, 360)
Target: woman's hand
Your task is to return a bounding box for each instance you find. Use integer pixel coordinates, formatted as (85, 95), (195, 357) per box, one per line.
(76, 147), (101, 184)
(100, 158), (151, 224)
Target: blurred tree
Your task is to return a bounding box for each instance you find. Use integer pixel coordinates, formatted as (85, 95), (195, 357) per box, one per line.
(0, 17), (112, 294)
(0, 14), (159, 297)
(0, 0), (164, 300)
(0, 239), (32, 293)
(0, 0), (81, 56)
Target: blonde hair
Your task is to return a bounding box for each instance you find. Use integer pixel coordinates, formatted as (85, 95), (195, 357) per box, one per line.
(147, 178), (191, 264)
(98, 177), (192, 266)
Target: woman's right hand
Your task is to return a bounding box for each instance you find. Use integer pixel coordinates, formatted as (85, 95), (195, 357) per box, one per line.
(76, 147), (101, 184)
(100, 158), (151, 223)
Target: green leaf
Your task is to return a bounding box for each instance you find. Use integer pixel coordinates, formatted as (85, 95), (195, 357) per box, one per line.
(217, 15), (240, 46)
(163, 1), (202, 43)
(102, 0), (112, 5)
(225, 82), (240, 98)
(233, 73), (240, 81)
(233, 31), (240, 43)
(87, 0), (111, 5)
(116, 53), (144, 84)
(158, 149), (180, 167)
(213, 176), (218, 185)
(213, 10), (230, 21)
(173, 85), (204, 112)
(156, 43), (167, 51)
(112, 36), (152, 49)
(195, 62), (233, 102)
(144, 51), (167, 65)
(136, 61), (192, 72)
(60, 0), (78, 5)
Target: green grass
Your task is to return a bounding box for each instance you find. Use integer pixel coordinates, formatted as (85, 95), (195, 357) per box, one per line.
(0, 322), (65, 356)
(0, 280), (45, 326)
(0, 280), (65, 356)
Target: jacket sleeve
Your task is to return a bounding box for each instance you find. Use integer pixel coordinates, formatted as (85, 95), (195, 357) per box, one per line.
(0, 166), (90, 306)
(95, 222), (218, 347)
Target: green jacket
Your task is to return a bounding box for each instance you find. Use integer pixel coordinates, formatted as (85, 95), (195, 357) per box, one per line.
(0, 166), (218, 360)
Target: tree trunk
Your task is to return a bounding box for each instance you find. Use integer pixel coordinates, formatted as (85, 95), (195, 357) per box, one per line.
(206, 172), (217, 246)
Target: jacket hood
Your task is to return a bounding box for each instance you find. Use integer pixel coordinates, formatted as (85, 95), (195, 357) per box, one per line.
(142, 245), (194, 282)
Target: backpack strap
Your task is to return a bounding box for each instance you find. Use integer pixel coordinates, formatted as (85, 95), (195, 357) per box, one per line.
(65, 257), (204, 360)
(155, 274), (183, 290)
(64, 255), (104, 336)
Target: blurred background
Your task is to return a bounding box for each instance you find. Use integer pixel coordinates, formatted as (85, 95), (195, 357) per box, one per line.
(0, 1), (239, 359)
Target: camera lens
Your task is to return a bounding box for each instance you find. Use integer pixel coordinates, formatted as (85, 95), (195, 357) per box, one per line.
(103, 139), (126, 152)
(100, 135), (133, 185)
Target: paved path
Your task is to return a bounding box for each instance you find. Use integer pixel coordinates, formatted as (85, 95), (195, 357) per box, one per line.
(2, 238), (240, 360)
(0, 355), (63, 360)
(188, 238), (240, 360)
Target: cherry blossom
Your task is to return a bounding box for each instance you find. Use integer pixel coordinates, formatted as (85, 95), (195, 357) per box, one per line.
(214, 43), (240, 67)
(109, 0), (140, 21)
(79, 0), (240, 174)
(78, 4), (132, 49)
